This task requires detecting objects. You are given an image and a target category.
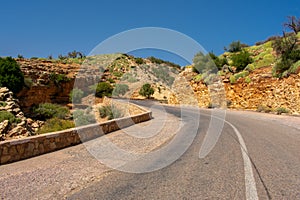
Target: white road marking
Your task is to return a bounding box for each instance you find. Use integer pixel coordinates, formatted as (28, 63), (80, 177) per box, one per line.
(225, 120), (259, 200)
(199, 110), (259, 200)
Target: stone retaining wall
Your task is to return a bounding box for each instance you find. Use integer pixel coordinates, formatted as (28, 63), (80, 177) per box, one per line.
(0, 110), (152, 165)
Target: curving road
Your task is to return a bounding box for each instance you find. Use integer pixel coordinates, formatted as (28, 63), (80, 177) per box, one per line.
(0, 101), (300, 199)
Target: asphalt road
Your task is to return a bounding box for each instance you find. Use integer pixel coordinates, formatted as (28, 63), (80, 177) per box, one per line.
(1, 101), (300, 199)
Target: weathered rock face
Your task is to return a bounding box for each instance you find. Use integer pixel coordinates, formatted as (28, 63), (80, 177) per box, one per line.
(16, 59), (102, 115)
(17, 81), (75, 115)
(180, 67), (300, 114)
(0, 87), (41, 140)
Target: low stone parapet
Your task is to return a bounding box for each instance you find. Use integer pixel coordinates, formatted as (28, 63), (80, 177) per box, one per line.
(0, 110), (152, 165)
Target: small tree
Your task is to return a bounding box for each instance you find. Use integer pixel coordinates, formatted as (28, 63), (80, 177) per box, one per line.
(139, 83), (154, 98)
(0, 57), (24, 93)
(284, 16), (300, 34)
(272, 19), (300, 77)
(225, 41), (242, 53)
(95, 82), (113, 98)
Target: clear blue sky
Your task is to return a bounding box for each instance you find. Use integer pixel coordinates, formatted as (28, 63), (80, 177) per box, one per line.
(1, 0), (299, 65)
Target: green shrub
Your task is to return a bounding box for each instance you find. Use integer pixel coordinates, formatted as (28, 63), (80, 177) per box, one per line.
(72, 109), (96, 126)
(121, 73), (138, 83)
(139, 83), (154, 98)
(0, 111), (19, 123)
(207, 102), (219, 109)
(0, 101), (7, 107)
(33, 103), (69, 120)
(276, 107), (290, 115)
(147, 56), (181, 69)
(255, 55), (276, 69)
(272, 34), (300, 77)
(231, 50), (253, 72)
(107, 78), (115, 83)
(0, 57), (24, 93)
(95, 82), (113, 98)
(113, 84), (129, 97)
(152, 66), (175, 86)
(256, 105), (273, 113)
(193, 74), (202, 82)
(245, 64), (256, 71)
(209, 52), (228, 70)
(225, 41), (243, 53)
(112, 71), (123, 78)
(38, 118), (75, 134)
(288, 60), (300, 74)
(245, 77), (252, 84)
(229, 75), (236, 84)
(70, 88), (84, 104)
(99, 105), (123, 120)
(135, 57), (144, 65)
(272, 59), (295, 77)
(49, 73), (70, 85)
(234, 71), (249, 80)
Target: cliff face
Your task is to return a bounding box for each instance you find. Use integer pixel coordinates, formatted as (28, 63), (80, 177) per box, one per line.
(15, 59), (80, 115)
(17, 81), (75, 115)
(178, 66), (300, 114)
(15, 59), (102, 115)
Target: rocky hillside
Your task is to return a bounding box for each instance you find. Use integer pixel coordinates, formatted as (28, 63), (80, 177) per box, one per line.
(6, 39), (300, 121)
(13, 55), (182, 114)
(0, 87), (43, 140)
(175, 33), (300, 115)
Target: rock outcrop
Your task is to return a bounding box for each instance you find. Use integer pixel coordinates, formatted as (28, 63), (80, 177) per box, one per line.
(179, 66), (300, 114)
(0, 87), (42, 140)
(16, 58), (102, 115)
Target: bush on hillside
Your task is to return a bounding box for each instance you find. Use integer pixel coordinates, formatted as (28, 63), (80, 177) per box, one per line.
(276, 107), (290, 115)
(33, 103), (69, 120)
(72, 109), (96, 126)
(95, 82), (113, 98)
(38, 118), (75, 134)
(272, 33), (300, 77)
(99, 105), (123, 120)
(135, 57), (144, 65)
(49, 73), (70, 85)
(0, 111), (20, 123)
(0, 57), (24, 93)
(225, 41), (244, 53)
(70, 88), (84, 104)
(113, 84), (129, 97)
(231, 50), (253, 72)
(139, 83), (154, 98)
(208, 52), (228, 70)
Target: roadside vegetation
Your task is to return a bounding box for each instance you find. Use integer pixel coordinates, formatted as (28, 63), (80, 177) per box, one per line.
(192, 15), (300, 85)
(139, 83), (155, 99)
(32, 103), (75, 133)
(0, 57), (24, 93)
(99, 105), (124, 120)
